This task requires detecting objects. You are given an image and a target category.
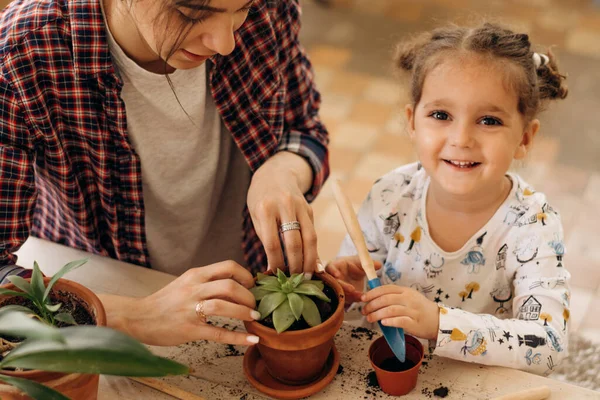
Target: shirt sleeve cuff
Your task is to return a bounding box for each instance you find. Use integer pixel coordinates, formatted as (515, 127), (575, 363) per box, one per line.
(0, 265), (31, 285)
(278, 130), (329, 202)
(432, 304), (483, 359)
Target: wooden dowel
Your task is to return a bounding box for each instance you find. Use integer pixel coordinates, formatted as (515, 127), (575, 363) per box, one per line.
(129, 377), (206, 400)
(331, 180), (377, 280)
(491, 385), (550, 400)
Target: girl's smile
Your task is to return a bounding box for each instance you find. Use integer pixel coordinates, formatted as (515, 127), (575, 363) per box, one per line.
(442, 159), (482, 170)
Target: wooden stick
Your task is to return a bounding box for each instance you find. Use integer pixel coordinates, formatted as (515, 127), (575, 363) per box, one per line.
(129, 377), (206, 400)
(331, 180), (378, 280)
(491, 386), (550, 400)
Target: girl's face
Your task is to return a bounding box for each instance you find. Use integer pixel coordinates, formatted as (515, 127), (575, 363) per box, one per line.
(128, 0), (253, 70)
(406, 55), (540, 199)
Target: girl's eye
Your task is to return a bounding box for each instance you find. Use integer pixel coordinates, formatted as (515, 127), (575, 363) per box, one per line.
(429, 111), (450, 121)
(480, 116), (503, 126)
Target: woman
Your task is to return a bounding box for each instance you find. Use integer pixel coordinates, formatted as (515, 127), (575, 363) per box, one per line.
(0, 0), (329, 346)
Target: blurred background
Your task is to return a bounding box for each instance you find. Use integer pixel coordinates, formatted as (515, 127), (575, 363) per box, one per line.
(300, 0), (600, 390)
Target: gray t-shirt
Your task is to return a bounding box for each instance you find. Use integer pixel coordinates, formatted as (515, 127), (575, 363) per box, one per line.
(104, 18), (251, 275)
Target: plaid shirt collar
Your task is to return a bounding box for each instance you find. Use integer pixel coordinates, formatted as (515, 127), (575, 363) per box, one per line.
(69, 0), (114, 77)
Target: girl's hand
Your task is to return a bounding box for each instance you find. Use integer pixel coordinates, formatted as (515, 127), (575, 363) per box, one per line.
(361, 285), (440, 340)
(326, 256), (382, 304)
(247, 151), (318, 275)
(101, 261), (262, 346)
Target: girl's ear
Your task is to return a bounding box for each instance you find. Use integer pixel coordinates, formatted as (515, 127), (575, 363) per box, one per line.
(514, 119), (540, 160)
(405, 104), (416, 140)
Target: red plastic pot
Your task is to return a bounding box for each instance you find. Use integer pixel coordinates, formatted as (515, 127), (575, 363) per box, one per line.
(368, 334), (424, 396)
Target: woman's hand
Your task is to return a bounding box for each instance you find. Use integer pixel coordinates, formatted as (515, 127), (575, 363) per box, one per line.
(326, 256), (382, 304)
(361, 285), (440, 341)
(100, 261), (262, 346)
(247, 151), (318, 275)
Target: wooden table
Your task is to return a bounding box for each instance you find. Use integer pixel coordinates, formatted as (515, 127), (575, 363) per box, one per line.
(15, 237), (600, 400)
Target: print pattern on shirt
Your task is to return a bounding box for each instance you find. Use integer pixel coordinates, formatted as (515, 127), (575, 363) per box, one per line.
(336, 163), (571, 375)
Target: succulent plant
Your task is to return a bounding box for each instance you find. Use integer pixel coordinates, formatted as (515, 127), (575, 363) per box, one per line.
(251, 270), (331, 333)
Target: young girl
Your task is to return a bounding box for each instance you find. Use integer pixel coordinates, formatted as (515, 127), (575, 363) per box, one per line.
(327, 22), (570, 375)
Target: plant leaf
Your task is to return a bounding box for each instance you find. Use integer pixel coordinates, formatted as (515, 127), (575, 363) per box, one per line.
(6, 275), (34, 297)
(0, 305), (36, 315)
(250, 286), (271, 301)
(0, 288), (33, 300)
(273, 300), (295, 333)
(0, 373), (70, 400)
(289, 273), (305, 288)
(287, 293), (304, 321)
(257, 292), (287, 320)
(45, 303), (62, 312)
(0, 310), (64, 342)
(31, 261), (46, 302)
(0, 326), (189, 376)
(256, 272), (268, 280)
(294, 283), (331, 302)
(276, 269), (288, 285)
(44, 259), (88, 301)
(257, 281), (282, 292)
(300, 280), (325, 291)
(301, 295), (322, 327)
(256, 276), (279, 286)
(54, 312), (77, 326)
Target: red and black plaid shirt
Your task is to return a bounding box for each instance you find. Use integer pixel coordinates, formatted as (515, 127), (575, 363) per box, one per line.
(0, 0), (329, 275)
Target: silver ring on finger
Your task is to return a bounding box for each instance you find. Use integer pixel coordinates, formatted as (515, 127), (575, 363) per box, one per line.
(279, 221), (301, 233)
(195, 300), (208, 323)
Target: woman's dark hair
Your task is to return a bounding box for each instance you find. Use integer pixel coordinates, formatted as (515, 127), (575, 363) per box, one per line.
(394, 22), (568, 120)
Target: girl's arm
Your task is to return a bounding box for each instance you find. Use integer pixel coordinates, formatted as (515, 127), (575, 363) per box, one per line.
(433, 212), (569, 376)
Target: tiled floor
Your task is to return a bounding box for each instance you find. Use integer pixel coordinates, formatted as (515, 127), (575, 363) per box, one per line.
(300, 0), (600, 346)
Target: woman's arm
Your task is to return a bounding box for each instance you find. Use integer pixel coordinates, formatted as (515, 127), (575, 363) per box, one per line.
(98, 261), (262, 346)
(246, 0), (329, 275)
(274, 0), (330, 201)
(0, 75), (37, 270)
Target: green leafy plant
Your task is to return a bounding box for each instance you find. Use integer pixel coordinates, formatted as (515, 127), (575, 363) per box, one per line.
(251, 270), (331, 333)
(0, 309), (188, 400)
(0, 259), (89, 326)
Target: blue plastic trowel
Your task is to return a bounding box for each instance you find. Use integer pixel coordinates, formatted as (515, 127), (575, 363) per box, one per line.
(332, 180), (406, 362)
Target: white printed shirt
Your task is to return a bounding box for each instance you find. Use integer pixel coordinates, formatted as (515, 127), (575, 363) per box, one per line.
(338, 163), (570, 375)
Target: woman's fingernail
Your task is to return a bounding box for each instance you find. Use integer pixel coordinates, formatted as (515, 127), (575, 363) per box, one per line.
(316, 262), (326, 273)
(251, 311), (261, 320)
(361, 295), (367, 302)
(247, 335), (260, 344)
(304, 272), (313, 280)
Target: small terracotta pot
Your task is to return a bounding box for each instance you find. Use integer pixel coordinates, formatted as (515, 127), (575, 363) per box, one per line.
(244, 272), (345, 385)
(0, 277), (107, 400)
(368, 334), (424, 396)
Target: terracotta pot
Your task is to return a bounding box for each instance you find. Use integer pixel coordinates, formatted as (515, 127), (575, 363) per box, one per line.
(244, 272), (345, 385)
(368, 334), (424, 396)
(0, 277), (107, 400)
